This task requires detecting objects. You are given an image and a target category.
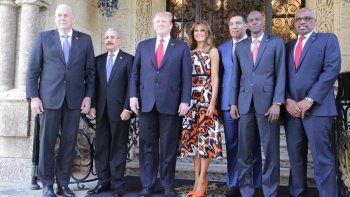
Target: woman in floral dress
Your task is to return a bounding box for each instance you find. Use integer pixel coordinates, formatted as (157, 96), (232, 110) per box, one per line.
(179, 20), (222, 197)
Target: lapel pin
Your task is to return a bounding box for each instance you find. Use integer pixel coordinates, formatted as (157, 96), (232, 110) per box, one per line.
(120, 56), (123, 59)
(171, 43), (174, 46)
(76, 37), (79, 40)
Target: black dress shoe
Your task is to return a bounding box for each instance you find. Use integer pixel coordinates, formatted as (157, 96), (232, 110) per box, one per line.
(223, 186), (240, 197)
(113, 188), (126, 197)
(164, 188), (176, 197)
(139, 187), (152, 197)
(87, 183), (110, 195)
(56, 186), (75, 197)
(43, 185), (56, 197)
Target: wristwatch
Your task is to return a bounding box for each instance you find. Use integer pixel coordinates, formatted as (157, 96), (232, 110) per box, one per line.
(304, 97), (314, 105)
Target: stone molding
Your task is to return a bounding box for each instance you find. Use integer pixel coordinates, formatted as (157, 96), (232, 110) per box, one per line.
(135, 0), (152, 44)
(316, 0), (334, 33)
(15, 0), (50, 7)
(0, 0), (18, 7)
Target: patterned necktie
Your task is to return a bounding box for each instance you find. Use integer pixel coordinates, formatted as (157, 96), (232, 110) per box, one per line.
(252, 39), (260, 66)
(62, 35), (70, 64)
(106, 54), (115, 82)
(294, 36), (306, 69)
(156, 39), (164, 68)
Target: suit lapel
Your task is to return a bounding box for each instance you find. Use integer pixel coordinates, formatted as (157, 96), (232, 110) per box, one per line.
(107, 50), (123, 84)
(227, 41), (234, 62)
(67, 30), (79, 66)
(289, 40), (297, 72)
(99, 52), (108, 86)
(296, 32), (317, 71)
(254, 34), (269, 70)
(243, 38), (254, 69)
(150, 38), (157, 69)
(52, 30), (66, 66)
(159, 37), (175, 69)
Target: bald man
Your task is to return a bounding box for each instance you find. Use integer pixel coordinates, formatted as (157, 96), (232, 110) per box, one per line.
(26, 4), (95, 197)
(285, 8), (340, 197)
(230, 10), (285, 197)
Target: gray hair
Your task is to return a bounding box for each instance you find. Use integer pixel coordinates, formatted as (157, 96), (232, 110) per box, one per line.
(105, 28), (121, 39)
(153, 12), (173, 23)
(55, 4), (74, 16)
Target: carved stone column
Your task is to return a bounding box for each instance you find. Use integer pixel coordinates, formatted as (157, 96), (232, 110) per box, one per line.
(0, 0), (18, 91)
(15, 0), (49, 91)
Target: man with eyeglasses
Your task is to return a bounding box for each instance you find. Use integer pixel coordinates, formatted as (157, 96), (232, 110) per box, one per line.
(87, 28), (133, 197)
(285, 7), (341, 197)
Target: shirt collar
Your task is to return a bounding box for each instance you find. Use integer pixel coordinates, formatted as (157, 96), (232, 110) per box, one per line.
(58, 29), (73, 37)
(252, 33), (264, 43)
(108, 49), (120, 57)
(157, 34), (171, 43)
(233, 34), (248, 45)
(298, 31), (313, 41)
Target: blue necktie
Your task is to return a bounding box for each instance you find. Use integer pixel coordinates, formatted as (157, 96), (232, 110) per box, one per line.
(106, 54), (115, 82)
(62, 35), (70, 64)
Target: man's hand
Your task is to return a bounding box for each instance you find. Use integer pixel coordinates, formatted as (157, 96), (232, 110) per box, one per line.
(285, 99), (301, 118)
(265, 103), (280, 123)
(81, 97), (91, 114)
(230, 105), (240, 120)
(120, 110), (131, 121)
(130, 98), (139, 115)
(297, 99), (312, 119)
(31, 97), (44, 115)
(206, 103), (215, 116)
(178, 103), (190, 116)
(87, 108), (96, 119)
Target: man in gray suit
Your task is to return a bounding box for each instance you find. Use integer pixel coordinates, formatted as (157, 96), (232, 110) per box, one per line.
(229, 11), (285, 197)
(26, 4), (95, 197)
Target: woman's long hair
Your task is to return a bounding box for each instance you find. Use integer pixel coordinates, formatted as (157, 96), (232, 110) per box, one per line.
(188, 20), (214, 53)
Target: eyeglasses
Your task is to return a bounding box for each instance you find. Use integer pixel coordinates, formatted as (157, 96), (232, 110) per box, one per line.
(294, 17), (315, 22)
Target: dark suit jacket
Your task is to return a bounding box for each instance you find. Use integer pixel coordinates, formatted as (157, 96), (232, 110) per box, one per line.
(93, 50), (133, 121)
(229, 34), (286, 114)
(129, 37), (192, 115)
(26, 29), (95, 110)
(286, 32), (341, 116)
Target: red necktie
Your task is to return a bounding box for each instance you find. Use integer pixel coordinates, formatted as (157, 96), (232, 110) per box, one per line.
(294, 36), (306, 69)
(156, 39), (164, 68)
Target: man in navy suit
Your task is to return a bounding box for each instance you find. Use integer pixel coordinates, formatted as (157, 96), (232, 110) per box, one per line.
(285, 8), (341, 197)
(218, 14), (262, 196)
(26, 4), (95, 197)
(129, 12), (192, 197)
(86, 28), (133, 197)
(230, 11), (286, 197)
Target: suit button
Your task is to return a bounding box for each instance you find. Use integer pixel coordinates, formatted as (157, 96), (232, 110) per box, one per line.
(64, 81), (66, 83)
(253, 72), (255, 75)
(157, 71), (159, 74)
(250, 84), (253, 86)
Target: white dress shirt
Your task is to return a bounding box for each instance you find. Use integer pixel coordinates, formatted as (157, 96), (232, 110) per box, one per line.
(155, 34), (171, 53)
(58, 29), (73, 49)
(251, 33), (264, 51)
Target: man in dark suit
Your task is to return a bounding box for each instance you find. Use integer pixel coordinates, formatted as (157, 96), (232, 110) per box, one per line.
(129, 12), (192, 197)
(26, 4), (95, 197)
(285, 8), (341, 197)
(218, 14), (262, 196)
(230, 11), (286, 197)
(86, 28), (133, 197)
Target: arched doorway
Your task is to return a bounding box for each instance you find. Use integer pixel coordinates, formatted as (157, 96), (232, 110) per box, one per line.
(167, 0), (305, 45)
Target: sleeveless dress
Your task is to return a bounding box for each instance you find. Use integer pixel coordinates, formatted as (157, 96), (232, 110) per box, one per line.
(179, 50), (222, 159)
